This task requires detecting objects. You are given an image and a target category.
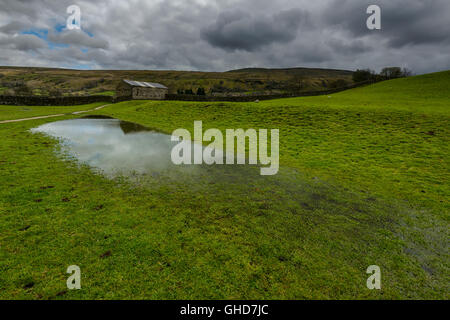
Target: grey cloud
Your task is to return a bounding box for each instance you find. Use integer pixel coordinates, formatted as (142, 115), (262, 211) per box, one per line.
(14, 35), (47, 50)
(0, 0), (449, 74)
(325, 38), (372, 55)
(0, 34), (47, 51)
(0, 0), (39, 21)
(201, 9), (308, 51)
(0, 21), (30, 34)
(324, 0), (450, 48)
(47, 30), (109, 49)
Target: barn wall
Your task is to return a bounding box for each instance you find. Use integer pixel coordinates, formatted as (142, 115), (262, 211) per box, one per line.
(132, 87), (168, 100)
(116, 82), (132, 97)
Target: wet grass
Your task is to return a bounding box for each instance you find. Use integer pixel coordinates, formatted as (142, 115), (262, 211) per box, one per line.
(0, 71), (448, 299)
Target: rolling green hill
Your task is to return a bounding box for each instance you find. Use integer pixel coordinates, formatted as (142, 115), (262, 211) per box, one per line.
(330, 70), (450, 113)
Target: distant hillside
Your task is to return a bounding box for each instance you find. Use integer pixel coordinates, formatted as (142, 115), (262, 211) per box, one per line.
(227, 67), (353, 77)
(0, 66), (354, 97)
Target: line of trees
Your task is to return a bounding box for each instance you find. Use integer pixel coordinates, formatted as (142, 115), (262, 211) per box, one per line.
(177, 88), (206, 95)
(353, 67), (412, 83)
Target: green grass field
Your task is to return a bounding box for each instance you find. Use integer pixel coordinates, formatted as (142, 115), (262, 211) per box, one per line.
(0, 71), (448, 299)
(0, 103), (107, 121)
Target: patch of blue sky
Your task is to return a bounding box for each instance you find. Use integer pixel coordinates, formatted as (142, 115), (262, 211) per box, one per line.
(21, 29), (48, 39)
(54, 23), (66, 33)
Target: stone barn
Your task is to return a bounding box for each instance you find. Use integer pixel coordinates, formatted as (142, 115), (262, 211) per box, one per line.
(116, 80), (168, 100)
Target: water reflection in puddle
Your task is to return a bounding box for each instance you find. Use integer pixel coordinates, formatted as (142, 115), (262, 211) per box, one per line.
(30, 117), (254, 179)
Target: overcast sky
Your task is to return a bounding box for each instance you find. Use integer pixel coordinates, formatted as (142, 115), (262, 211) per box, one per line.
(0, 0), (449, 74)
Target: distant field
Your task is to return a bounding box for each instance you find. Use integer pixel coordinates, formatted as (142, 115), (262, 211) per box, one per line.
(0, 71), (448, 299)
(0, 66), (353, 97)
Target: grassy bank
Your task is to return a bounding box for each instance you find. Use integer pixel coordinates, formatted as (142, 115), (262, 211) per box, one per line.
(0, 72), (448, 299)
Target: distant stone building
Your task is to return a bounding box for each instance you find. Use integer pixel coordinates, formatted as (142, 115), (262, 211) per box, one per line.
(116, 80), (168, 100)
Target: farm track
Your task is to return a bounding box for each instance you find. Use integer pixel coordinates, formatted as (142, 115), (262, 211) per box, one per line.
(0, 104), (111, 124)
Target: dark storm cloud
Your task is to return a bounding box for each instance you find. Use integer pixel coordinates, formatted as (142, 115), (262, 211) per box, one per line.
(201, 9), (308, 51)
(324, 0), (450, 48)
(0, 0), (449, 74)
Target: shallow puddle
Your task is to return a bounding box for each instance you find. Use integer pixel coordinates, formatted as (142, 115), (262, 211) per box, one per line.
(30, 116), (252, 179)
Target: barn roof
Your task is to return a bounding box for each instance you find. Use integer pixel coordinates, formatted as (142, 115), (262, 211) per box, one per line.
(123, 79), (168, 89)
